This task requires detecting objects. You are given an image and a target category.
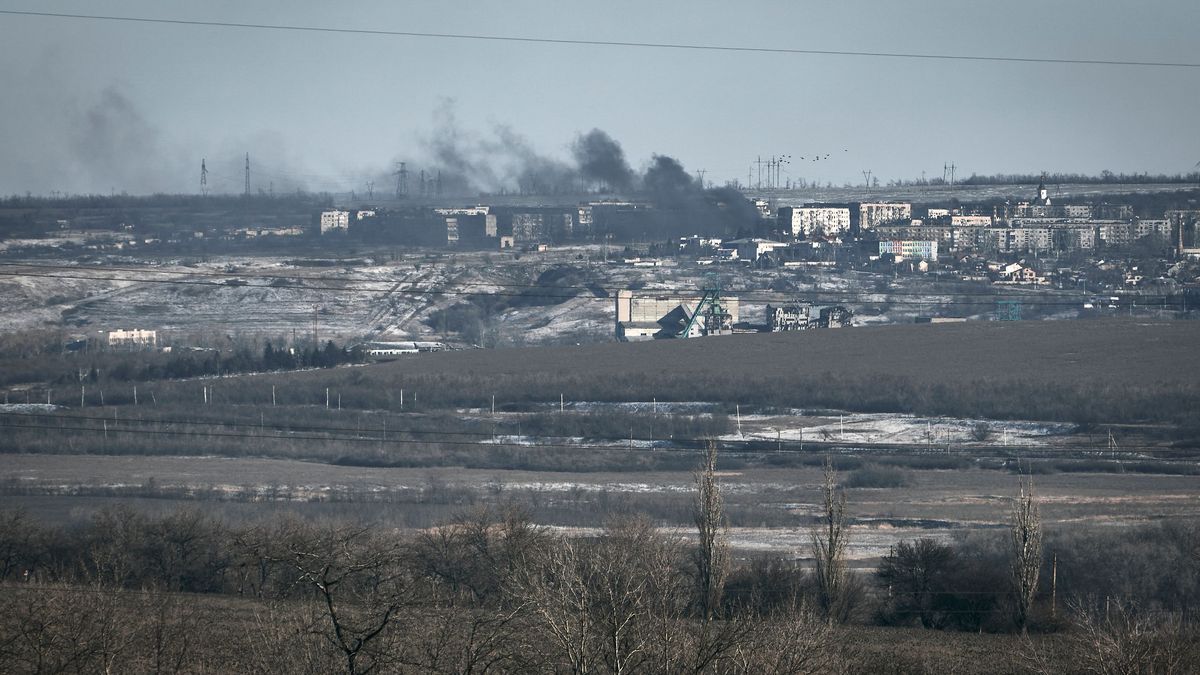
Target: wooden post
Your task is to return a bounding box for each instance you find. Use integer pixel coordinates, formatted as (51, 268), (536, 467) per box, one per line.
(400, 388), (404, 410)
(81, 385), (85, 408)
(1051, 553), (1058, 618)
(560, 393), (564, 413)
(325, 388), (330, 409)
(736, 405), (742, 437)
(491, 394), (495, 415)
(337, 393), (341, 410)
(272, 385), (276, 407)
(99, 390), (104, 406)
(103, 419), (108, 440)
(133, 386), (137, 406)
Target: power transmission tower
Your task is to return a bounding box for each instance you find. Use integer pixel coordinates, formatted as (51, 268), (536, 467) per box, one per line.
(949, 163), (956, 187)
(244, 153), (251, 196)
(200, 159), (208, 196)
(862, 169), (872, 190)
(366, 180), (374, 201)
(696, 169), (707, 190)
(393, 161), (408, 198)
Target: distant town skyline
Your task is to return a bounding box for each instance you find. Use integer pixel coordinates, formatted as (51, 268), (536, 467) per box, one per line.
(1, 0), (1198, 196)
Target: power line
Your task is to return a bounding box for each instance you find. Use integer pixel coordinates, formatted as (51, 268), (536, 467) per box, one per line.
(1, 9), (1198, 70)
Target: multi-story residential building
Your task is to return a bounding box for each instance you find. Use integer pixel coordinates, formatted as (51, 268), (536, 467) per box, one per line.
(951, 215), (993, 227)
(319, 210), (350, 234)
(858, 202), (912, 231)
(778, 206), (852, 238)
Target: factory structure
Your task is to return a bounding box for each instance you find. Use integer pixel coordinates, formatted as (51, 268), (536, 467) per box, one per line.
(614, 289), (739, 341)
(615, 289), (851, 341)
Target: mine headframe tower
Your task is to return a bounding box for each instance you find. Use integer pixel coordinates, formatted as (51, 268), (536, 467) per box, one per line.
(677, 274), (734, 338)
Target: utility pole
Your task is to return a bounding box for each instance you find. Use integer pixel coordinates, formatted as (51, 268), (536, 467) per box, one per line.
(756, 156), (765, 190)
(200, 159), (208, 196)
(244, 153), (251, 196)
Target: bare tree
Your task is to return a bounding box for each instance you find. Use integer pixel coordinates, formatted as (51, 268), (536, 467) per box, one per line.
(507, 536), (598, 674)
(876, 538), (956, 628)
(412, 504), (549, 605)
(0, 583), (138, 674)
(0, 509), (46, 582)
(397, 591), (529, 674)
(1010, 475), (1042, 632)
(281, 523), (414, 675)
(693, 440), (730, 620)
(811, 457), (851, 624)
(730, 601), (841, 675)
(241, 598), (335, 674)
(592, 518), (656, 675)
(1023, 598), (1198, 675)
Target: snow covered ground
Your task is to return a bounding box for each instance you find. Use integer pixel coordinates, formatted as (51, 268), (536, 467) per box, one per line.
(722, 412), (1075, 448)
(0, 248), (1087, 345)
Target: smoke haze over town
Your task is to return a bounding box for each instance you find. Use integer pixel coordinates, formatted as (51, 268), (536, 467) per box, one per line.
(1, 0), (1198, 196)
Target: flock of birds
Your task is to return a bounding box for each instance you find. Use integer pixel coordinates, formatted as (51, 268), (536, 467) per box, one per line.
(797, 149), (850, 162)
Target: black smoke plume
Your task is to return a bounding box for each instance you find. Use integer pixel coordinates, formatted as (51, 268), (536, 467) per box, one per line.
(572, 129), (634, 192)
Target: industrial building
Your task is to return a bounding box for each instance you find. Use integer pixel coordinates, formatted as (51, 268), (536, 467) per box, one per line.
(615, 290), (739, 341)
(107, 329), (158, 350)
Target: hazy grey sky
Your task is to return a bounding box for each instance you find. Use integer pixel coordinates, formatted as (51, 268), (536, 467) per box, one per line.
(1, 0), (1198, 196)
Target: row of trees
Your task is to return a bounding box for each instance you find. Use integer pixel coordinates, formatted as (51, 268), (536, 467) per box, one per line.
(2, 456), (1197, 672)
(58, 340), (361, 386)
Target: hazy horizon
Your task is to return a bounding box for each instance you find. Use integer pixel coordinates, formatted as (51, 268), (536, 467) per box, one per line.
(1, 0), (1198, 196)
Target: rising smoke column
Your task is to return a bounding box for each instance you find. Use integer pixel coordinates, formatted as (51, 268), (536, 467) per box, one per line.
(572, 128), (635, 192)
(640, 154), (762, 238)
